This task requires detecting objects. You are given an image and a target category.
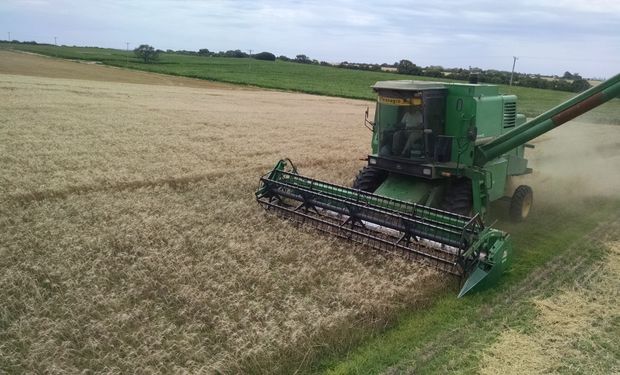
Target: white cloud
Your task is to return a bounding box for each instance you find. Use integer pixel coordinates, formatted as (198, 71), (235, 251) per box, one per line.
(0, 0), (618, 77)
(523, 0), (620, 13)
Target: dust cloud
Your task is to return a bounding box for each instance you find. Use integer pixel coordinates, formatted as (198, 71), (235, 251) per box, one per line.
(513, 121), (620, 204)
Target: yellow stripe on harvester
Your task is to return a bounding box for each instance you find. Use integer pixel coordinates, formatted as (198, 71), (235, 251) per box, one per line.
(378, 96), (423, 106)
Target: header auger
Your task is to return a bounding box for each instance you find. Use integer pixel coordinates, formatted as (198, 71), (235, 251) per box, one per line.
(256, 73), (620, 297)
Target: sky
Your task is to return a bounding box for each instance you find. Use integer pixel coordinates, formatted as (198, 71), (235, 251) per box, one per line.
(1, 0), (619, 78)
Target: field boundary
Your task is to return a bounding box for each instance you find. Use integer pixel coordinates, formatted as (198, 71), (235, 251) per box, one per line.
(0, 49), (243, 90)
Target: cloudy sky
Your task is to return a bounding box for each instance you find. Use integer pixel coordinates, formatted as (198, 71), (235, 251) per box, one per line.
(1, 0), (618, 78)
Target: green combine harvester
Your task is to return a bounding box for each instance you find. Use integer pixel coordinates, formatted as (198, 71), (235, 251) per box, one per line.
(256, 73), (620, 297)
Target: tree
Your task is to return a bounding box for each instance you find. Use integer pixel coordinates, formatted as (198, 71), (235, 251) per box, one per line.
(198, 48), (211, 56)
(570, 78), (591, 92)
(134, 44), (159, 63)
(221, 49), (248, 58)
(396, 59), (422, 75)
(295, 54), (312, 64)
(423, 68), (444, 78)
(253, 51), (276, 61)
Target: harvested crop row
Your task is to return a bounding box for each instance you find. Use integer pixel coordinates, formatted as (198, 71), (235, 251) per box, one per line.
(479, 238), (620, 374)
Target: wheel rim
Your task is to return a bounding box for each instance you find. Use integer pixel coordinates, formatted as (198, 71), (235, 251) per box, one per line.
(521, 193), (532, 218)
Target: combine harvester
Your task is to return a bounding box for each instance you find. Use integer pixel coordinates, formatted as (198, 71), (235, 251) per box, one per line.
(256, 73), (620, 297)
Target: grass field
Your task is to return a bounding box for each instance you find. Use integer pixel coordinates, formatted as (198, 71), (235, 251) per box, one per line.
(320, 202), (620, 374)
(3, 42), (620, 124)
(1, 51), (619, 374)
(480, 239), (620, 374)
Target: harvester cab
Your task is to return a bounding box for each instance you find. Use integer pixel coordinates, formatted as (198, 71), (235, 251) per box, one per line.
(367, 81), (529, 218)
(372, 82), (446, 162)
(256, 73), (620, 297)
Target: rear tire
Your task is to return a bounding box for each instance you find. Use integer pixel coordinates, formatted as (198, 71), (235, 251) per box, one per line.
(510, 185), (533, 222)
(440, 178), (473, 216)
(352, 166), (388, 193)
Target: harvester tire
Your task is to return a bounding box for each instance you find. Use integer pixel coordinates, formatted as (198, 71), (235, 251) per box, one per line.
(352, 166), (388, 193)
(510, 185), (533, 222)
(441, 178), (472, 216)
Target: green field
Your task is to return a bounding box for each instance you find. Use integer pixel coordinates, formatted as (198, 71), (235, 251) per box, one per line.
(2, 42), (619, 124)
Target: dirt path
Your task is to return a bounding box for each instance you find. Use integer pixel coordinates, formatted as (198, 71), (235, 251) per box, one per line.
(0, 50), (240, 89)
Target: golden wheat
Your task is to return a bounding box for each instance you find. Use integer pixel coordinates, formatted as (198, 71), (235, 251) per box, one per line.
(0, 72), (447, 374)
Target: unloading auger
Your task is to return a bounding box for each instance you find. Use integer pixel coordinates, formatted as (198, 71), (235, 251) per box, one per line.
(256, 73), (620, 297)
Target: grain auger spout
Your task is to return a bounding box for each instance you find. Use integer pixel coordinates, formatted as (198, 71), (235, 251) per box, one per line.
(256, 73), (619, 297)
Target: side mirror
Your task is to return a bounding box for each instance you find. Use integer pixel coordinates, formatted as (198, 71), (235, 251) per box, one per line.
(363, 106), (374, 131)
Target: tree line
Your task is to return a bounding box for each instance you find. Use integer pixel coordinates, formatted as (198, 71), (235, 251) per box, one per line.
(1, 39), (593, 93)
(159, 46), (593, 93)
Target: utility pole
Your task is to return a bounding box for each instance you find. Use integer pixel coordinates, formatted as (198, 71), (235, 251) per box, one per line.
(509, 56), (519, 86)
(54, 36), (57, 45)
(248, 49), (252, 70)
(8, 31), (10, 41)
(126, 42), (130, 65)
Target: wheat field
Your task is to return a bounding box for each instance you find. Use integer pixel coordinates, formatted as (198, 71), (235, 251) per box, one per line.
(0, 54), (447, 373)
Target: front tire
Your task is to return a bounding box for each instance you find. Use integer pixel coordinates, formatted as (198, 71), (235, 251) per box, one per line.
(352, 166), (388, 192)
(509, 185), (533, 222)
